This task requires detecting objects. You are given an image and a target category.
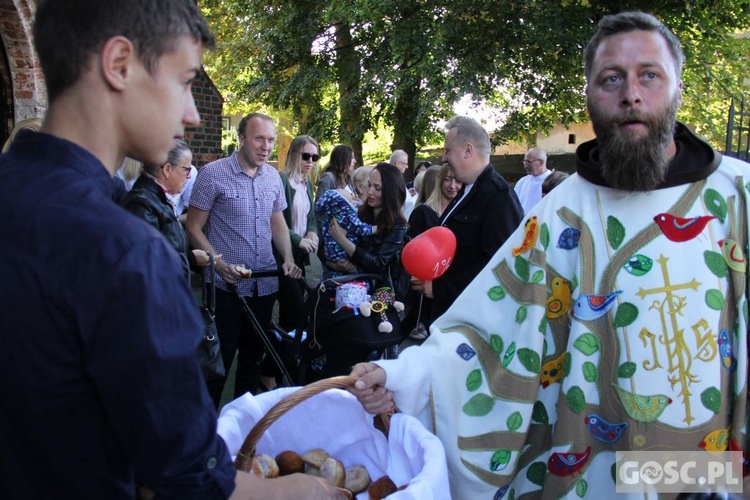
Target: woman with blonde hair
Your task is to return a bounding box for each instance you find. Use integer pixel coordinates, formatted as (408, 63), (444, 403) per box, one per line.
(404, 163), (462, 339)
(277, 135), (320, 331)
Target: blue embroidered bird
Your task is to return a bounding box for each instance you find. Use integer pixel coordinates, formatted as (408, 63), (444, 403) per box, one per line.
(612, 384), (672, 423)
(718, 329), (737, 372)
(585, 414), (628, 444)
(571, 290), (623, 321)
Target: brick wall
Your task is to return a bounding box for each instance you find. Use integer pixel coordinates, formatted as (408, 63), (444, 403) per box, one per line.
(185, 69), (224, 167)
(1, 0), (47, 144)
(1, 1), (224, 164)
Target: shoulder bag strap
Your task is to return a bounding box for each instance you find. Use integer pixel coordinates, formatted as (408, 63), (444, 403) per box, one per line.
(201, 253), (216, 315)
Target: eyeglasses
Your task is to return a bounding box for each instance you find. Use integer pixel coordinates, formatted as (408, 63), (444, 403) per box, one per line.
(522, 159), (541, 165)
(174, 165), (191, 174)
(301, 152), (321, 162)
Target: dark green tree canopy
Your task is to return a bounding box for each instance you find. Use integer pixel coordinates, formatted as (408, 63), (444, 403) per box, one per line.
(201, 0), (750, 158)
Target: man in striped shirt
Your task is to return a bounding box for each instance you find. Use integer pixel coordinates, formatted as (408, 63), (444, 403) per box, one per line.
(187, 112), (301, 405)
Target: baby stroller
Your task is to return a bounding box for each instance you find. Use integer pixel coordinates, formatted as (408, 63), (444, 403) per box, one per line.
(296, 272), (405, 383)
(231, 271), (406, 387)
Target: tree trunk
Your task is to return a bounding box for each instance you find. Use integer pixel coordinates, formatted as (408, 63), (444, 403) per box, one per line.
(335, 24), (364, 166)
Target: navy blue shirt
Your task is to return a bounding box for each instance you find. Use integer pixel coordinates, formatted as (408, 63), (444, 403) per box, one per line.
(0, 131), (235, 498)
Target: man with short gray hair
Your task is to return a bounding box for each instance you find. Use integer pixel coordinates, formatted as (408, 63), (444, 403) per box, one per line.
(514, 146), (551, 214)
(410, 115), (523, 325)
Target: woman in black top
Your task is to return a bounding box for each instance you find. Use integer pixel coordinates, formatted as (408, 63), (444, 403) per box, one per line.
(329, 162), (409, 301)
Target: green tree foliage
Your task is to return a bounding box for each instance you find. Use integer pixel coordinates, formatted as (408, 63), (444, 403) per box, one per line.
(201, 0), (750, 156)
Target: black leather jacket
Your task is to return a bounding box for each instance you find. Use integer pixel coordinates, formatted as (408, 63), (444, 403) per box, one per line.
(121, 174), (194, 281)
(350, 220), (409, 300)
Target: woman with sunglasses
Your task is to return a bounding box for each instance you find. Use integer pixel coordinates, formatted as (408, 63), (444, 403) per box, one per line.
(122, 140), (210, 282)
(277, 135), (320, 332)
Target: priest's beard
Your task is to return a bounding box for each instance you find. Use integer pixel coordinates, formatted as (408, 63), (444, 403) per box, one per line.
(587, 95), (680, 192)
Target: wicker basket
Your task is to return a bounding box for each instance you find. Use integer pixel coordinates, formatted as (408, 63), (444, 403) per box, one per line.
(217, 376), (451, 499)
(234, 375), (379, 470)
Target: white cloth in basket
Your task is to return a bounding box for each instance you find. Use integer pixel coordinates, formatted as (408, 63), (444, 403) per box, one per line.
(217, 387), (450, 499)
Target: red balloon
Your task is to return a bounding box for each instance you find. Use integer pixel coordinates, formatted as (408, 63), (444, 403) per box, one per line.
(401, 226), (457, 281)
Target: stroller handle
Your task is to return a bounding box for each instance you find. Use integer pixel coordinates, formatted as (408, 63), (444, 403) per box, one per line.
(239, 268), (283, 278)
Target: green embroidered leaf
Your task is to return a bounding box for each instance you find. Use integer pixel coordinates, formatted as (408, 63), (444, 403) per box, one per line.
(618, 361), (637, 378)
(462, 393), (495, 416)
(490, 334), (504, 355)
(624, 254), (653, 276)
(566, 386), (586, 414)
(509, 489), (515, 500)
(704, 250), (729, 278)
(518, 348), (540, 374)
(466, 369), (483, 391)
(490, 450), (512, 471)
(515, 256), (530, 282)
(515, 305), (528, 323)
(526, 462), (548, 486)
(613, 302), (638, 328)
(539, 315), (548, 335)
(611, 463), (617, 484)
(542, 338), (548, 358)
(705, 289), (725, 311)
(704, 188), (728, 223)
(532, 401), (549, 424)
(574, 333), (600, 355)
(507, 412), (523, 432)
(701, 387), (722, 414)
(540, 223), (550, 250)
(488, 286), (506, 301)
(576, 478), (589, 498)
(607, 216), (625, 249)
(570, 274), (579, 292)
(582, 361), (598, 382)
(502, 342), (516, 367)
(562, 352), (572, 377)
(532, 270), (545, 283)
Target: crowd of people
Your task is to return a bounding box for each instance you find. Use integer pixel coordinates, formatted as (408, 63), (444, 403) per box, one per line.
(1, 1), (747, 498)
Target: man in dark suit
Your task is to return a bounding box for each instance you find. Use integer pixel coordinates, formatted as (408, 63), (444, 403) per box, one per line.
(410, 115), (523, 324)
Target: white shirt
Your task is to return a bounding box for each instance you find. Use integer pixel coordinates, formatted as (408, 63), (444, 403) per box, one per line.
(513, 169), (551, 215)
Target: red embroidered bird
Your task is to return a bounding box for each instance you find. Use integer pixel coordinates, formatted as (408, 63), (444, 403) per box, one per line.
(547, 446), (592, 476)
(653, 213), (715, 242)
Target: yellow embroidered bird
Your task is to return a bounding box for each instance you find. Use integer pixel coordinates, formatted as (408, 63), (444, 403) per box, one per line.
(612, 384), (671, 423)
(541, 351), (567, 388)
(512, 216), (539, 257)
(699, 425), (731, 455)
(719, 238), (746, 273)
(546, 277), (572, 319)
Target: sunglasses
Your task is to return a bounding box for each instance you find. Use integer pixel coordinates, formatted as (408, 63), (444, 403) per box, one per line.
(301, 152), (321, 162)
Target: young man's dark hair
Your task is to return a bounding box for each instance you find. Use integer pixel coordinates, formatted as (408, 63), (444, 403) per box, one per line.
(34, 0), (215, 100)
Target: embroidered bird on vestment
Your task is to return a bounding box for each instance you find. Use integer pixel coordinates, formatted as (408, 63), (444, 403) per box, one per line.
(718, 329), (737, 372)
(653, 213), (715, 242)
(585, 414), (628, 444)
(571, 290), (622, 321)
(546, 277), (571, 319)
(547, 446), (591, 476)
(512, 216), (539, 256)
(719, 238), (746, 273)
(540, 351), (567, 388)
(612, 384), (672, 423)
(699, 425), (731, 455)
